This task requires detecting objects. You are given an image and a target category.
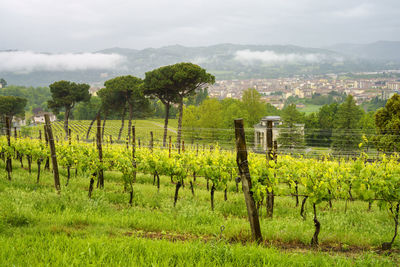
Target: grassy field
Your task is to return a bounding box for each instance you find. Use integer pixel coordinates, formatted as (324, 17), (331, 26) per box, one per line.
(297, 104), (323, 114)
(28, 119), (179, 145)
(0, 158), (399, 266)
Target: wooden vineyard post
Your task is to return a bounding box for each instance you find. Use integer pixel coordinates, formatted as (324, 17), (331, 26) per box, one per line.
(109, 135), (113, 144)
(182, 140), (185, 153)
(5, 117), (12, 180)
(234, 119), (263, 243)
(150, 131), (153, 152)
(68, 129), (72, 145)
(169, 136), (172, 157)
(44, 125), (50, 170)
(132, 126), (137, 183)
(14, 127), (17, 139)
(129, 126), (137, 204)
(266, 119), (274, 218)
(96, 114), (104, 189)
(39, 130), (42, 141)
(44, 114), (61, 193)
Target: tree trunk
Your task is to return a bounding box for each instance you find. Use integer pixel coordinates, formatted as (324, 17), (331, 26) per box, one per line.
(88, 174), (95, 198)
(118, 106), (127, 141)
(27, 156), (32, 174)
(19, 154), (24, 168)
(65, 166), (71, 186)
(97, 114), (104, 189)
(102, 112), (107, 139)
(301, 196), (308, 220)
(176, 98), (184, 154)
(382, 203), (400, 250)
(211, 183), (216, 211)
(163, 102), (170, 147)
(156, 172), (160, 192)
(5, 116), (12, 180)
(86, 110), (100, 140)
(44, 115), (61, 193)
(174, 181), (182, 207)
(190, 181), (195, 196)
(36, 160), (42, 183)
(311, 203), (320, 247)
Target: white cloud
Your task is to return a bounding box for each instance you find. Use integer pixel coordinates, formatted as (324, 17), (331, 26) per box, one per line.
(332, 4), (373, 18)
(234, 50), (337, 64)
(0, 51), (125, 73)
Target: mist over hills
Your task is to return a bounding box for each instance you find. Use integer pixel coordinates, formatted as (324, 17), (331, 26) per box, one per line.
(1, 41), (400, 87)
(327, 41), (400, 61)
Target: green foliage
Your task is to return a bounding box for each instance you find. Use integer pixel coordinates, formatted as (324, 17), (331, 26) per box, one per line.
(304, 103), (338, 147)
(265, 103), (281, 116)
(331, 95), (364, 153)
(305, 92), (347, 106)
(72, 96), (101, 120)
(47, 81), (90, 115)
(73, 96), (102, 120)
(362, 96), (387, 112)
(0, 95), (27, 122)
(278, 104), (305, 150)
(374, 94), (400, 152)
(182, 105), (200, 142)
(198, 99), (224, 140)
(0, 85), (50, 111)
(104, 75), (148, 114)
(182, 97), (256, 142)
(241, 88), (266, 127)
(20, 126), (32, 137)
(185, 88), (209, 106)
(0, 78), (7, 88)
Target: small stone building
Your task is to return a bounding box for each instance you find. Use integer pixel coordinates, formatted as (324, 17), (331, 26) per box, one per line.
(254, 116), (281, 151)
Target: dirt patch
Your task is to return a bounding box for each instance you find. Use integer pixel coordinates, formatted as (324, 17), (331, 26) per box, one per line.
(123, 229), (400, 257)
(124, 230), (211, 243)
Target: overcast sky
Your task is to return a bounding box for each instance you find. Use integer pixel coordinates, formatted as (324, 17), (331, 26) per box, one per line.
(1, 0), (399, 52)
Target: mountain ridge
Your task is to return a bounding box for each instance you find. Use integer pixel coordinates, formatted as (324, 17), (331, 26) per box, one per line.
(1, 42), (400, 86)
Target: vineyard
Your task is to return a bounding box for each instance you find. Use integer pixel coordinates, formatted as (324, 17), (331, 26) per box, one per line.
(1, 123), (400, 265)
(27, 119), (179, 143)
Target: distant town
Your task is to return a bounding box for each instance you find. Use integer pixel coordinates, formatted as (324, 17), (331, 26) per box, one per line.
(208, 72), (400, 109)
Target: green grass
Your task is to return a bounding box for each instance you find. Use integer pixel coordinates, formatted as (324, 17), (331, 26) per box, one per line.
(297, 104), (323, 114)
(0, 159), (399, 266)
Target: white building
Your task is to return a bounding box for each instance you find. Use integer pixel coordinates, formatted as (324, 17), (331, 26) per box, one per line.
(32, 112), (57, 124)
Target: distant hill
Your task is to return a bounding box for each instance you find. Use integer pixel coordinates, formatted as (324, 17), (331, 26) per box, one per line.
(327, 41), (400, 62)
(1, 43), (400, 87)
